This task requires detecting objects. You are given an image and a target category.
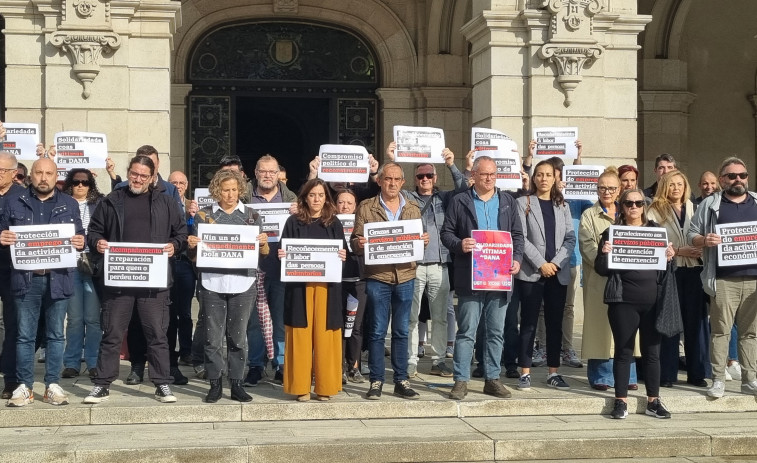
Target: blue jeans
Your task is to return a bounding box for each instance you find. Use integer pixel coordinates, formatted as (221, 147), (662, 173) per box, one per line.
(248, 274), (285, 369)
(365, 278), (414, 383)
(587, 358), (637, 387)
(15, 275), (69, 388)
(454, 291), (508, 381)
(729, 324), (738, 361)
(64, 270), (101, 370)
(475, 284), (520, 370)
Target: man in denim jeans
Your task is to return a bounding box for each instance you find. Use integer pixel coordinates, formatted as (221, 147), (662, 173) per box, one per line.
(351, 162), (429, 400)
(0, 158), (86, 407)
(441, 156), (524, 400)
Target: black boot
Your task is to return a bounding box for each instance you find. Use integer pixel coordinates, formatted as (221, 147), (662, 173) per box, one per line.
(205, 378), (222, 403)
(229, 379), (252, 402)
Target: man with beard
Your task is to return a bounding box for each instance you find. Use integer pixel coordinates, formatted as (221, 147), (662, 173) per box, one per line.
(83, 155), (187, 404)
(689, 157), (757, 399)
(1, 158), (85, 407)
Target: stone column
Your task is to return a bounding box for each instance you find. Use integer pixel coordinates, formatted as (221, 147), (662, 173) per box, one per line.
(461, 0), (650, 165)
(170, 83), (193, 177)
(0, 0), (180, 184)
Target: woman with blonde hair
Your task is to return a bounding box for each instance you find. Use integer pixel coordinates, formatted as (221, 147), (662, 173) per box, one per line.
(648, 171), (710, 387)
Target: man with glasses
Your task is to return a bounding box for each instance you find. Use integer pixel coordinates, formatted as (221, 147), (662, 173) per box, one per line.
(385, 143), (465, 377)
(83, 155), (187, 404)
(441, 155), (524, 400)
(689, 157), (757, 398)
(0, 151), (28, 400)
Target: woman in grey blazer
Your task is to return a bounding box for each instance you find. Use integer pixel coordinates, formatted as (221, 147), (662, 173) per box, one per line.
(515, 161), (576, 391)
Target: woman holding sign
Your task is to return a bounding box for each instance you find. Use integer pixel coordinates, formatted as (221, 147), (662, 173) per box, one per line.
(595, 188), (675, 419)
(187, 169), (269, 403)
(514, 161), (576, 391)
(648, 171), (710, 388)
(278, 179), (347, 401)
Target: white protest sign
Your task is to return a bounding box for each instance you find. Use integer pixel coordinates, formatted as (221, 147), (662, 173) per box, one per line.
(318, 145), (370, 183)
(54, 131), (108, 170)
(196, 224), (260, 269)
(2, 123), (40, 160)
(280, 239), (343, 283)
(562, 165), (602, 201)
(608, 225), (668, 271)
(716, 222), (757, 267)
(471, 127), (521, 190)
(246, 203), (292, 243)
(393, 125), (446, 163)
(364, 219), (424, 265)
(104, 242), (168, 288)
(9, 224), (77, 270)
(193, 188), (214, 209)
(337, 214), (355, 252)
(532, 127), (579, 162)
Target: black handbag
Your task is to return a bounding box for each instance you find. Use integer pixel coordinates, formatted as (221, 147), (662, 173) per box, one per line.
(77, 252), (94, 275)
(655, 260), (683, 337)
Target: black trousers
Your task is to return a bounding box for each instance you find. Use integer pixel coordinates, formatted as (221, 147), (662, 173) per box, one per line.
(608, 301), (661, 399)
(95, 288), (172, 386)
(343, 280), (368, 368)
(517, 277), (567, 368)
(0, 267), (17, 385)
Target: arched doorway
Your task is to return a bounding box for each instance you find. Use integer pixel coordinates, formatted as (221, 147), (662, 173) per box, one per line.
(187, 21), (379, 192)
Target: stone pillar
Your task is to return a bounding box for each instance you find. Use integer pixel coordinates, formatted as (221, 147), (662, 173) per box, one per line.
(461, 1), (650, 165)
(0, 0), (180, 185)
(638, 59), (696, 185)
(170, 83), (193, 177)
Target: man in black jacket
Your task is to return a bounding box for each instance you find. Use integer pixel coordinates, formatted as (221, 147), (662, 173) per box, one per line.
(441, 156), (524, 400)
(83, 155), (187, 404)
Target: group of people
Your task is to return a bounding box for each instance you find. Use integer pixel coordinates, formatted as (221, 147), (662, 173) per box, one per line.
(0, 119), (755, 420)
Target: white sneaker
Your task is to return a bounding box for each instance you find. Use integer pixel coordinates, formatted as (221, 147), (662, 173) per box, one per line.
(43, 384), (69, 406)
(741, 380), (757, 396)
(6, 384), (33, 407)
(725, 369), (733, 381)
(726, 362), (742, 381)
(707, 380), (725, 398)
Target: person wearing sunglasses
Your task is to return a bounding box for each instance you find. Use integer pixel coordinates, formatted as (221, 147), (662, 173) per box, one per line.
(60, 169), (104, 381)
(689, 157), (757, 399)
(14, 163), (28, 187)
(648, 171), (710, 389)
(595, 188), (675, 419)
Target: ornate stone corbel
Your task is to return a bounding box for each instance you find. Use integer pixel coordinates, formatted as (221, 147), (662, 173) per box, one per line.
(537, 0), (605, 106)
(51, 32), (121, 99)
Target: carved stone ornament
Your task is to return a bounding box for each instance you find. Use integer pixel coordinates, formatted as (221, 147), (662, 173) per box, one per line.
(51, 32), (121, 99)
(73, 0), (96, 18)
(273, 0), (298, 14)
(537, 0), (605, 106)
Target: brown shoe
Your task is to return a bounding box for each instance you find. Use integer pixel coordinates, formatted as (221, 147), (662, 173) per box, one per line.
(483, 379), (512, 398)
(449, 381), (468, 400)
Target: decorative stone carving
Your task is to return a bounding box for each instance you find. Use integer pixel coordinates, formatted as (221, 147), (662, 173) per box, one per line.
(273, 0), (298, 14)
(50, 0), (120, 99)
(537, 0), (605, 106)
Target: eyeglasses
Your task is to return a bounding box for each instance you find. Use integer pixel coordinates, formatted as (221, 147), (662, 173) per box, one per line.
(256, 169), (279, 176)
(0, 167), (16, 174)
(170, 180), (187, 186)
(476, 172), (497, 178)
(415, 173), (435, 180)
(72, 179), (91, 187)
(128, 171), (152, 181)
(15, 174), (25, 181)
(598, 186), (618, 193)
(721, 172), (748, 180)
(622, 200), (645, 208)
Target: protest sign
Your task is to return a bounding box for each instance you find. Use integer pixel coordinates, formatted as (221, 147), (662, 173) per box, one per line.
(280, 239), (343, 282)
(471, 230), (513, 291)
(364, 219), (424, 265)
(393, 125), (446, 163)
(2, 123), (40, 160)
(337, 214), (355, 252)
(471, 127), (521, 190)
(716, 221), (757, 267)
(54, 131), (108, 170)
(246, 203), (292, 243)
(608, 225), (668, 271)
(317, 145), (370, 183)
(105, 242), (168, 288)
(193, 188), (214, 209)
(562, 165), (602, 201)
(196, 224), (260, 269)
(9, 224), (77, 270)
(532, 127), (579, 161)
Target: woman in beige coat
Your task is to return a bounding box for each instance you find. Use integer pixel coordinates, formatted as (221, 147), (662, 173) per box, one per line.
(579, 168), (638, 390)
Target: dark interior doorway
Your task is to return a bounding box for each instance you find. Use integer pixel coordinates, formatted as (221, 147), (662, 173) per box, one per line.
(235, 96), (330, 194)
